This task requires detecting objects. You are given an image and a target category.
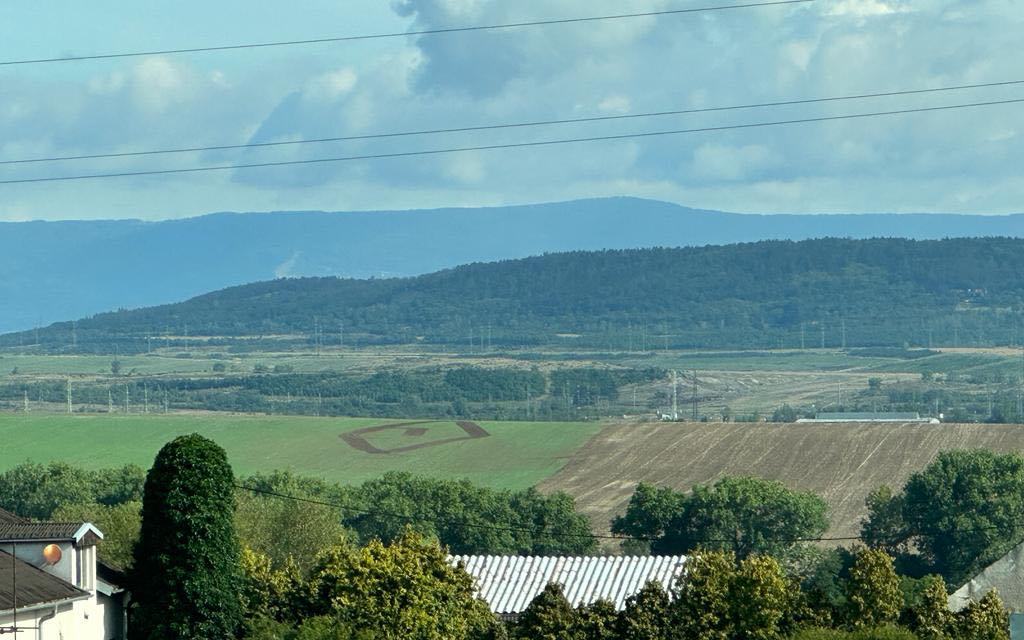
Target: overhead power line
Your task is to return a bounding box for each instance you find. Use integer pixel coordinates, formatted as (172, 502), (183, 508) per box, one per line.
(0, 0), (813, 67)
(2, 97), (1022, 186)
(3, 78), (1022, 167)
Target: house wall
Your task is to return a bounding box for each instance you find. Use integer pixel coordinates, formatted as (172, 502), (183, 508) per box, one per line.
(99, 592), (126, 640)
(0, 601), (78, 640)
(0, 542), (77, 586)
(0, 592), (121, 640)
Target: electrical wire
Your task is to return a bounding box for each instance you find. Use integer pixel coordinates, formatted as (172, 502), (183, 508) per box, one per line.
(3, 78), (1022, 167)
(3, 96), (1022, 185)
(0, 1), (813, 67)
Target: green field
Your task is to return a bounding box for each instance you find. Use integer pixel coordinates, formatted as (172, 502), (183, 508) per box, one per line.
(0, 414), (603, 489)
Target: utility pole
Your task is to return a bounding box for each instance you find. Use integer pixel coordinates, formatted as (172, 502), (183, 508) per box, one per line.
(144, 384), (149, 414)
(71, 320), (77, 350)
(23, 390), (29, 413)
(841, 318), (847, 349)
(820, 323), (825, 349)
(66, 377), (72, 414)
(692, 370), (699, 421)
(339, 321), (344, 347)
(800, 323), (806, 350)
(671, 370), (679, 420)
(1018, 346), (1024, 421)
(108, 389), (113, 414)
(125, 385), (130, 414)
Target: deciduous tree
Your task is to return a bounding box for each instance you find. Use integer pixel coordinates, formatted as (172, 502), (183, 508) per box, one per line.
(846, 549), (902, 628)
(307, 529), (499, 640)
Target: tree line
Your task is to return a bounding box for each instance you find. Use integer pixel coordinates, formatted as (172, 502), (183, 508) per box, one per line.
(0, 365), (666, 420)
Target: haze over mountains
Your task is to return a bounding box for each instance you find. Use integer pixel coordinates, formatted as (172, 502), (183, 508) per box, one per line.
(3, 197), (1024, 334)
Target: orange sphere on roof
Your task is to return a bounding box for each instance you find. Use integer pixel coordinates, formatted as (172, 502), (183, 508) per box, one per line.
(42, 544), (62, 565)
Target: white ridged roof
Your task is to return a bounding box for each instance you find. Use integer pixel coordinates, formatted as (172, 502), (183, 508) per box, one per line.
(449, 555), (686, 614)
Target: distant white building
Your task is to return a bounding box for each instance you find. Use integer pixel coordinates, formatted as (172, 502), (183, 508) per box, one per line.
(797, 412), (940, 424)
(449, 555), (686, 620)
(0, 508), (128, 640)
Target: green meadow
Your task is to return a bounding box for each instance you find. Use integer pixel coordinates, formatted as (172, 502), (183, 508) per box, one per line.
(0, 414), (603, 489)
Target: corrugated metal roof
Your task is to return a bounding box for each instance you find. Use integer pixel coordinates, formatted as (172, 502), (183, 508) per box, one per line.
(449, 555), (686, 614)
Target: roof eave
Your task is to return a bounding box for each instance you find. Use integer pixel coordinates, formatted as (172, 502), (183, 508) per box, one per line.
(0, 590), (92, 617)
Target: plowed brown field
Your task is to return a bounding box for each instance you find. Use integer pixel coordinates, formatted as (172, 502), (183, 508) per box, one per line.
(538, 421), (1024, 540)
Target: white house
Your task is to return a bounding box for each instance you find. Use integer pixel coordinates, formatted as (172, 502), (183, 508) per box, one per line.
(0, 507), (128, 640)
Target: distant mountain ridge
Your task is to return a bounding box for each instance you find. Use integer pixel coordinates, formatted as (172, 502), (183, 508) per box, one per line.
(2, 197), (1023, 334)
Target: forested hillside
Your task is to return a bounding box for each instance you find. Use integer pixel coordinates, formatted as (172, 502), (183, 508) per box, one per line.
(6, 237), (1024, 352)
(4, 197), (1024, 335)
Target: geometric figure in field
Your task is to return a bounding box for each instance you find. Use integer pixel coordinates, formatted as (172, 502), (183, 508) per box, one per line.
(340, 420), (490, 454)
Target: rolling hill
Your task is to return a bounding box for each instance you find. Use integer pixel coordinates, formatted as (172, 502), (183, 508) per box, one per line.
(6, 237), (1024, 353)
(3, 197), (1024, 334)
(538, 420), (1024, 540)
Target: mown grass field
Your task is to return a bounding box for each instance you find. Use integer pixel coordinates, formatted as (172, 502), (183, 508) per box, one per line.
(0, 414), (602, 490)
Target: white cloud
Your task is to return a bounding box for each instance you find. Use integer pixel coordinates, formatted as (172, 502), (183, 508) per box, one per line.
(87, 71), (126, 95)
(305, 68), (359, 101)
(444, 152), (487, 184)
(826, 0), (901, 17)
(131, 57), (190, 113)
(597, 95), (631, 114)
(691, 144), (779, 182)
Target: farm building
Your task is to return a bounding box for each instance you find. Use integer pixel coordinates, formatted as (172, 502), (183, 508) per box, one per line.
(797, 412), (940, 423)
(0, 507), (128, 640)
(949, 540), (1024, 639)
(449, 555), (685, 620)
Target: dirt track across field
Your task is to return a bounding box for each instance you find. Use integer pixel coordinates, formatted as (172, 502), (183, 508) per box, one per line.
(538, 421), (1024, 540)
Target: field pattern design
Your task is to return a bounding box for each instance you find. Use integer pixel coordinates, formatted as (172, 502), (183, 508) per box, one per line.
(340, 420), (490, 454)
(539, 421), (1024, 539)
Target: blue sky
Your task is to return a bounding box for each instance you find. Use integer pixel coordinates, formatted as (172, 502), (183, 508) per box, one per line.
(1, 0), (1022, 220)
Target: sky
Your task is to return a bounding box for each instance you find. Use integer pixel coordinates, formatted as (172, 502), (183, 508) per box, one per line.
(0, 0), (1022, 221)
